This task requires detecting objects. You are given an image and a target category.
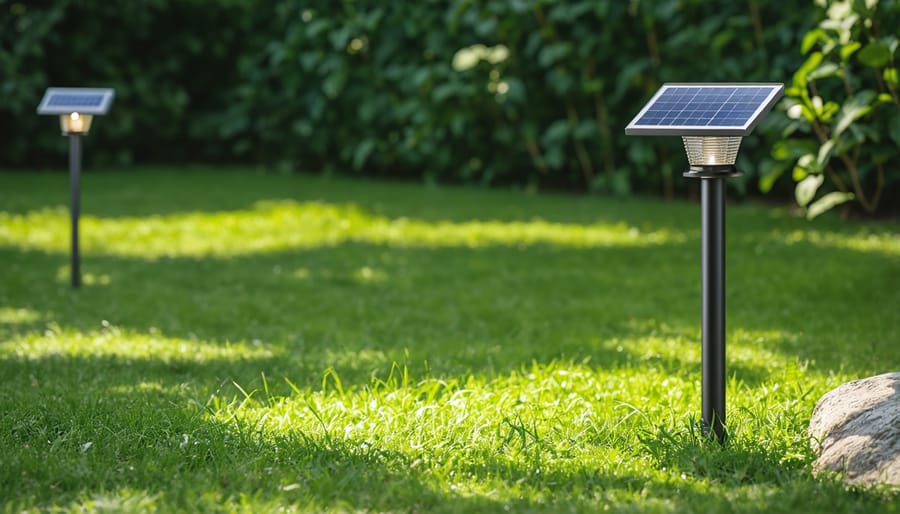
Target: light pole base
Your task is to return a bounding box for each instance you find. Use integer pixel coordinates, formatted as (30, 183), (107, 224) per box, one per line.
(684, 166), (741, 444)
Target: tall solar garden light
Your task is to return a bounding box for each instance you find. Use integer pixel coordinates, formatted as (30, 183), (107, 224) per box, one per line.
(37, 87), (115, 288)
(625, 83), (783, 443)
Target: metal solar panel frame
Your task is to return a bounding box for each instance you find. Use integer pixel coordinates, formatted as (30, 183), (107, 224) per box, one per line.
(625, 82), (783, 137)
(36, 87), (115, 115)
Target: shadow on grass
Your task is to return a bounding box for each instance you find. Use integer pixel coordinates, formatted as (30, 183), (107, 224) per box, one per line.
(0, 262), (781, 388)
(1, 223), (896, 390)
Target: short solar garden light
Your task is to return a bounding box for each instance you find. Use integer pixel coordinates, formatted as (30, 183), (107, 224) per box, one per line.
(625, 83), (783, 443)
(37, 87), (115, 288)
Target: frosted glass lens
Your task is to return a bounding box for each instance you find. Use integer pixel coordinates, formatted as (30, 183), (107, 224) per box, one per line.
(682, 136), (742, 166)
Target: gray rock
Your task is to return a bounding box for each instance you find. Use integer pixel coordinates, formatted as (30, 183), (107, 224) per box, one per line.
(809, 371), (900, 487)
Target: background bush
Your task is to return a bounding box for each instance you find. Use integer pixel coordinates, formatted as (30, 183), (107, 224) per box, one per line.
(769, 0), (900, 218)
(1, 0), (895, 210)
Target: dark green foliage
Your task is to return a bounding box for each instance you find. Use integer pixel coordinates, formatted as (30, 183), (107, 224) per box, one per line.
(1, 1), (815, 195)
(1, 0), (249, 166)
(766, 0), (900, 218)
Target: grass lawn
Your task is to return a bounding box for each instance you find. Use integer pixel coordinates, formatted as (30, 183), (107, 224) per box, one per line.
(0, 167), (898, 513)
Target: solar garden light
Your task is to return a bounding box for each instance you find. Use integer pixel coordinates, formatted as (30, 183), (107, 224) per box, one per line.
(37, 87), (115, 288)
(626, 83), (783, 443)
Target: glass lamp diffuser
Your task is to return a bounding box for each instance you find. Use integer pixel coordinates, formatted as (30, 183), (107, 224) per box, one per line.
(59, 113), (93, 135)
(682, 136), (742, 166)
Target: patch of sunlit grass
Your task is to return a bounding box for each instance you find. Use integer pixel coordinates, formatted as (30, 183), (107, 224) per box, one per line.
(761, 229), (900, 256)
(0, 307), (42, 325)
(54, 489), (160, 514)
(1, 323), (274, 364)
(0, 201), (684, 258)
(207, 359), (826, 510)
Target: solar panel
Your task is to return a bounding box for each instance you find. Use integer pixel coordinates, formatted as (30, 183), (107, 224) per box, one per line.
(47, 94), (105, 108)
(37, 87), (115, 115)
(625, 83), (783, 136)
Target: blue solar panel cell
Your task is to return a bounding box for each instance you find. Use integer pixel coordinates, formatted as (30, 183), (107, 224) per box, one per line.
(47, 94), (105, 107)
(625, 83), (783, 136)
(636, 88), (759, 127)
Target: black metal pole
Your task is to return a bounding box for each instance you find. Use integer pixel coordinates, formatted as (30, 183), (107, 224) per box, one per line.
(700, 177), (726, 443)
(69, 134), (81, 288)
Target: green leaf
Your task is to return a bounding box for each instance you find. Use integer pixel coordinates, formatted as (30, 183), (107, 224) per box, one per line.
(503, 77), (526, 103)
(884, 67), (899, 87)
(857, 42), (891, 67)
(797, 153), (815, 170)
(544, 147), (565, 169)
(818, 101), (841, 123)
(802, 29), (827, 54)
(759, 160), (790, 193)
(792, 153), (815, 181)
(541, 120), (570, 145)
(573, 120), (596, 140)
(832, 90), (876, 138)
(612, 59), (650, 102)
(432, 83), (460, 102)
(784, 86), (805, 98)
(627, 141), (657, 167)
(322, 70), (347, 99)
(328, 26), (351, 51)
(291, 119), (313, 137)
(834, 128), (860, 155)
(886, 35), (900, 54)
(792, 52), (823, 88)
(782, 120), (804, 138)
(816, 139), (835, 169)
(806, 191), (854, 219)
(537, 43), (572, 68)
(889, 112), (900, 146)
(547, 68), (575, 95)
(839, 41), (862, 61)
(795, 174), (824, 207)
(808, 62), (841, 80)
(851, 123), (879, 143)
(582, 78), (604, 94)
(800, 104), (817, 122)
(305, 19), (331, 38)
(771, 139), (816, 161)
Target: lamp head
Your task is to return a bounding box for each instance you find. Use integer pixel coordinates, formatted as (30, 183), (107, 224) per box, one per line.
(624, 83), (784, 176)
(682, 136), (742, 167)
(59, 112), (94, 135)
(36, 87), (114, 136)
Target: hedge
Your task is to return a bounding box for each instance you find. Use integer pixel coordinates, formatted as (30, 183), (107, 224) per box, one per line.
(6, 0), (894, 209)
